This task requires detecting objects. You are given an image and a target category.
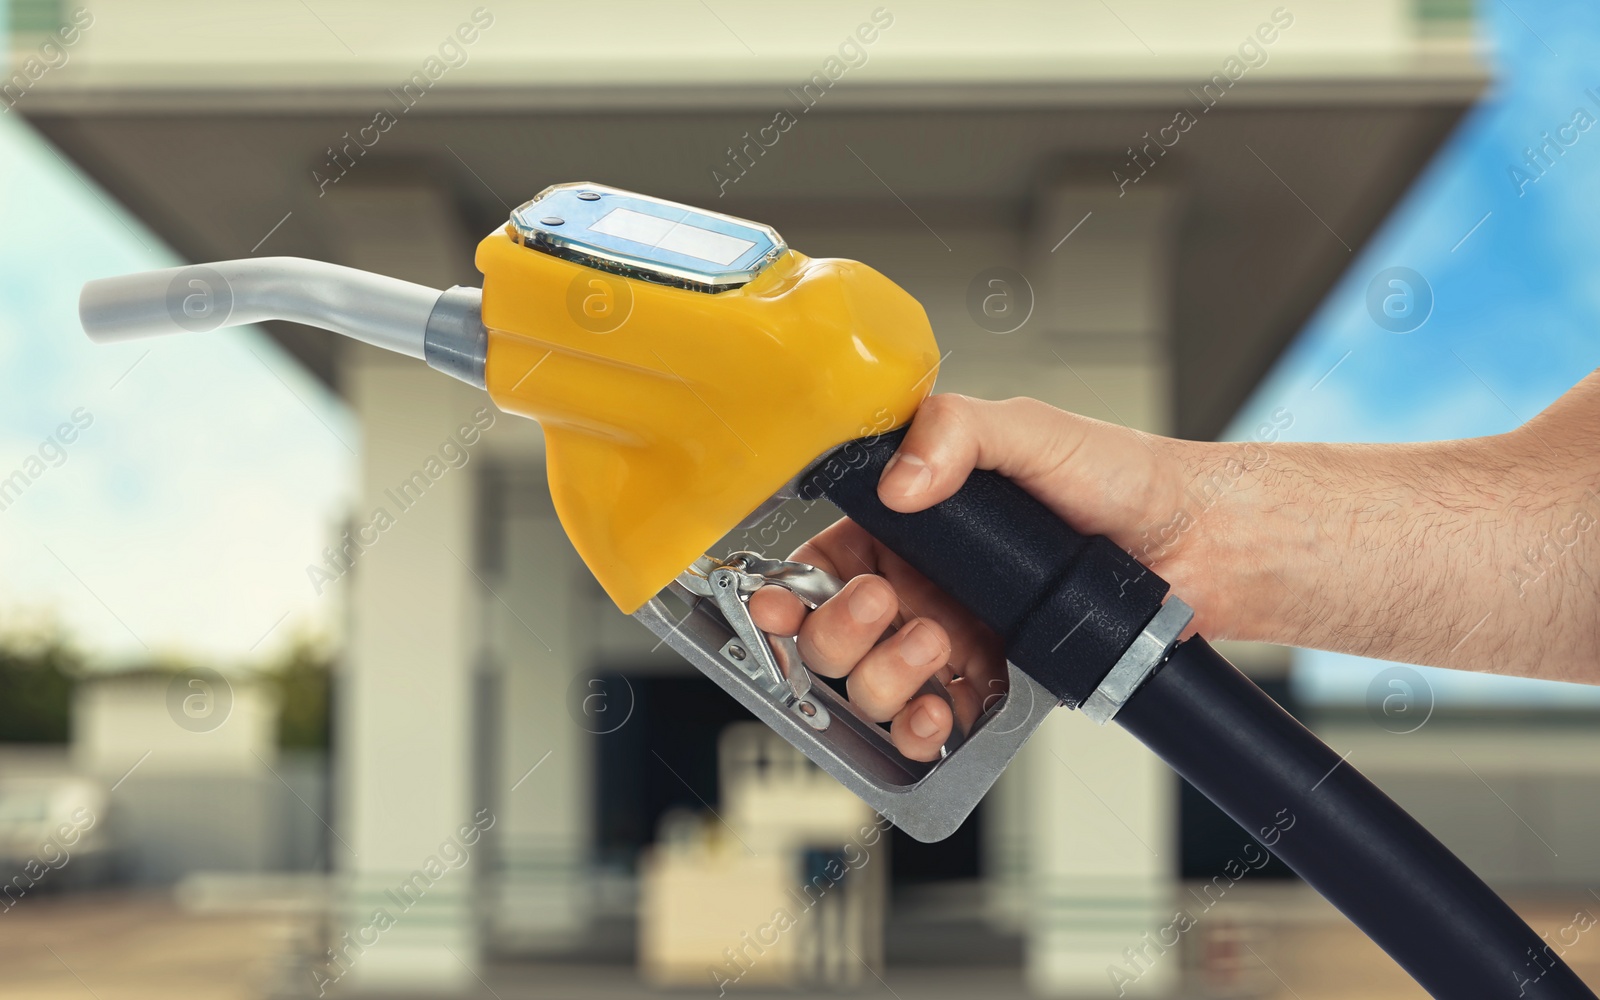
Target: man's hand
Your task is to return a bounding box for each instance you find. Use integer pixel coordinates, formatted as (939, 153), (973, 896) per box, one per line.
(749, 394), (1207, 760)
(750, 375), (1600, 759)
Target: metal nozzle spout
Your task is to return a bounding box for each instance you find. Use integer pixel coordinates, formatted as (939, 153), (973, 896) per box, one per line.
(78, 257), (486, 387)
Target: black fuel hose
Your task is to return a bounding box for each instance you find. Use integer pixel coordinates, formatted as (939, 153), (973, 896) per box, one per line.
(1118, 636), (1593, 999)
(810, 428), (1595, 999)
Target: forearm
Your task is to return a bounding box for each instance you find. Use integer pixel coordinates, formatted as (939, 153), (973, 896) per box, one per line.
(1185, 413), (1600, 681)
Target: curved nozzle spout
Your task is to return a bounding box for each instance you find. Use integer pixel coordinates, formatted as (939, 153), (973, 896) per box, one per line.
(78, 257), (486, 387)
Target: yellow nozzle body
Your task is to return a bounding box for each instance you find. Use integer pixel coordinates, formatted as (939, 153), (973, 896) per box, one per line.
(476, 228), (939, 613)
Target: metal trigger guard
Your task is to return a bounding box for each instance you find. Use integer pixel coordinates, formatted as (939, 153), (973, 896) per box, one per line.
(632, 549), (1061, 843)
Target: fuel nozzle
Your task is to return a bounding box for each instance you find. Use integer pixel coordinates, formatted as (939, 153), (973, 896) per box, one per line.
(77, 256), (487, 388)
(76, 183), (939, 615)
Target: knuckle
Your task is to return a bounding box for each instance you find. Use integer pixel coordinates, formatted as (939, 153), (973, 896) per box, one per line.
(847, 667), (900, 722)
(855, 575), (897, 623)
(916, 392), (968, 429)
(1002, 396), (1052, 423)
(801, 621), (858, 674)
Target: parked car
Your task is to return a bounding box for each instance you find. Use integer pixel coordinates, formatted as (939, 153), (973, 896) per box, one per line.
(0, 775), (110, 898)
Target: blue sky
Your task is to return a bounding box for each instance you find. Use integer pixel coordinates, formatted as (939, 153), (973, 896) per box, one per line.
(0, 118), (356, 668)
(1225, 0), (1600, 707)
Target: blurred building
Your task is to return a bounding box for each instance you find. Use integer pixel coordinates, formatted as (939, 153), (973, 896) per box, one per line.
(10, 1), (1504, 997)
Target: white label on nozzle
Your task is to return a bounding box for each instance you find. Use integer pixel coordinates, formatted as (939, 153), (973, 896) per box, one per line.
(589, 208), (755, 266)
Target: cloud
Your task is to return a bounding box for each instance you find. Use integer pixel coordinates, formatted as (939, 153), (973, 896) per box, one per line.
(0, 117), (355, 669)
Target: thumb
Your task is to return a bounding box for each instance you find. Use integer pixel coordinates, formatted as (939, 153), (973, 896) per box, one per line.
(876, 394), (1164, 538)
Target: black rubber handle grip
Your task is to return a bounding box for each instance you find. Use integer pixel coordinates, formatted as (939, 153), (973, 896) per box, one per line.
(802, 428), (1169, 705)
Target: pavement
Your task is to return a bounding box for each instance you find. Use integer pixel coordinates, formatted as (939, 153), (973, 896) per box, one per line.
(7, 887), (1600, 999)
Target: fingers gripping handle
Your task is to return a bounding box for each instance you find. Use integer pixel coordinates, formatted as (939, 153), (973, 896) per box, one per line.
(801, 428), (1170, 706)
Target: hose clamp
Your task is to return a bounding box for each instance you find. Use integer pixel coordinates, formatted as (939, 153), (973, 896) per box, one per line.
(1080, 596), (1194, 725)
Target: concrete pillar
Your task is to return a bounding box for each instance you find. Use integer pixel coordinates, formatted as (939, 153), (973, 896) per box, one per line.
(1025, 713), (1178, 996)
(1017, 175), (1184, 997)
(328, 180), (486, 994)
(483, 467), (593, 951)
(982, 750), (1033, 934)
(336, 358), (485, 993)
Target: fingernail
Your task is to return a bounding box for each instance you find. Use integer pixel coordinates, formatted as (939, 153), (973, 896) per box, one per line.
(880, 450), (932, 498)
(900, 621), (942, 667)
(910, 705), (940, 739)
(848, 581), (890, 624)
